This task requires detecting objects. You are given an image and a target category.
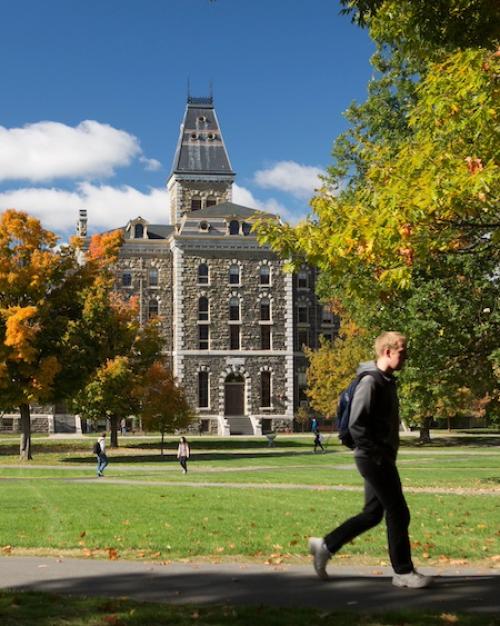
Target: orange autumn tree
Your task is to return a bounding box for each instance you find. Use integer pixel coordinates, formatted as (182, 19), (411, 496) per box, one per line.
(0, 210), (124, 460)
(139, 361), (194, 456)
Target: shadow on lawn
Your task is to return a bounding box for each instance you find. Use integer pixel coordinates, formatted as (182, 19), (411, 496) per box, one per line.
(61, 449), (321, 464)
(8, 567), (500, 615)
(401, 435), (500, 448)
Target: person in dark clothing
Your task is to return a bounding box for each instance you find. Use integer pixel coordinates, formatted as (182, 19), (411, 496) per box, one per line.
(313, 430), (325, 453)
(308, 331), (432, 589)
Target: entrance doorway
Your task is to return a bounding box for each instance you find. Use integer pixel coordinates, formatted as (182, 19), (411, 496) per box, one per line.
(224, 373), (245, 416)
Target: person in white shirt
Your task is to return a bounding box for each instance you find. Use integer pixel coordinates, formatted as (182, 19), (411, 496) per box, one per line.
(177, 436), (190, 474)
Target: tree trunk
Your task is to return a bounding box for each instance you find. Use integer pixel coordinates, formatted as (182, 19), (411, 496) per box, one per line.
(418, 416), (433, 444)
(109, 415), (119, 448)
(19, 402), (32, 461)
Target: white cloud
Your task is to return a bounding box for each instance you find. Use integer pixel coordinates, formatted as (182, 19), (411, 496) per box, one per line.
(254, 160), (323, 199)
(0, 183), (170, 233)
(233, 183), (297, 224)
(0, 120), (160, 182)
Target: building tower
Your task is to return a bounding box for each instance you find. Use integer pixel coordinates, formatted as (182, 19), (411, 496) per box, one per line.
(167, 96), (235, 224)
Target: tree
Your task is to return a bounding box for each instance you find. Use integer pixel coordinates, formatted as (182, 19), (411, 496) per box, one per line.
(139, 361), (194, 455)
(304, 308), (370, 418)
(256, 2), (499, 428)
(0, 210), (123, 460)
(72, 311), (165, 448)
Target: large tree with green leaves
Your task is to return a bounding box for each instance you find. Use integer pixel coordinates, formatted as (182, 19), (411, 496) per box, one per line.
(257, 1), (499, 426)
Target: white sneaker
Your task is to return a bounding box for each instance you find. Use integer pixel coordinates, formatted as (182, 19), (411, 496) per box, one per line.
(308, 537), (330, 580)
(392, 570), (433, 589)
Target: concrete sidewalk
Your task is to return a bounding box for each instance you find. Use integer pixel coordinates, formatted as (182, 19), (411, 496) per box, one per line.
(0, 557), (498, 614)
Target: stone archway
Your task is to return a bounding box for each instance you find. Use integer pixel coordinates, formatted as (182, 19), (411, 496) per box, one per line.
(224, 373), (245, 416)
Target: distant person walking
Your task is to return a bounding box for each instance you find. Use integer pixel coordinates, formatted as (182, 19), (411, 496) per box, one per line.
(311, 416), (319, 434)
(95, 432), (109, 477)
(308, 331), (433, 589)
(177, 436), (190, 474)
(313, 430), (325, 454)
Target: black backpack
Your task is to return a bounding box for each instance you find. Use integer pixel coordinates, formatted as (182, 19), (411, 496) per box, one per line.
(92, 441), (101, 455)
(336, 371), (381, 448)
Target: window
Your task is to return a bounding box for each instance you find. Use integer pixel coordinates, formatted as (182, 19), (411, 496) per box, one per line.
(229, 297), (240, 321)
(191, 198), (202, 210)
(206, 197), (216, 207)
(229, 264), (240, 285)
(297, 303), (308, 324)
(261, 326), (271, 350)
(199, 325), (209, 350)
(122, 272), (132, 287)
(229, 220), (239, 235)
(260, 298), (270, 321)
(321, 305), (333, 324)
(198, 263), (209, 284)
(134, 223), (144, 239)
(198, 371), (209, 408)
(148, 299), (159, 319)
(261, 371), (271, 407)
(298, 371), (308, 404)
(260, 265), (270, 285)
(297, 329), (309, 350)
(297, 271), (308, 289)
(198, 296), (209, 321)
(230, 325), (240, 350)
(242, 222), (252, 236)
(149, 268), (158, 287)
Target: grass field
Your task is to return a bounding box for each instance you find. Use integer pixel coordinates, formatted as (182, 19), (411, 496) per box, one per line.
(0, 433), (498, 567)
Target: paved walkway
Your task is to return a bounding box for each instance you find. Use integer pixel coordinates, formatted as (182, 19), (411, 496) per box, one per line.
(0, 556), (498, 613)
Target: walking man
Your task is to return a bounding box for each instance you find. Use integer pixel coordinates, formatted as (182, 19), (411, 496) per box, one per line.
(309, 331), (432, 589)
(95, 432), (108, 477)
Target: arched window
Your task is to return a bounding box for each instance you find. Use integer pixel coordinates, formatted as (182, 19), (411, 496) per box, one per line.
(260, 265), (270, 285)
(199, 325), (209, 350)
(198, 263), (209, 284)
(229, 297), (240, 321)
(198, 296), (209, 321)
(242, 222), (252, 236)
(260, 298), (270, 321)
(148, 299), (159, 319)
(229, 220), (239, 235)
(134, 223), (144, 239)
(229, 264), (240, 285)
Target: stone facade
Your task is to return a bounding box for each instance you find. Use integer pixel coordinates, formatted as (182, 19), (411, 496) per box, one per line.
(75, 96), (336, 436)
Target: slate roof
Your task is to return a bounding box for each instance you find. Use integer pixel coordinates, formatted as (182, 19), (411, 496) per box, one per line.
(170, 97), (235, 177)
(122, 224), (175, 240)
(184, 202), (276, 220)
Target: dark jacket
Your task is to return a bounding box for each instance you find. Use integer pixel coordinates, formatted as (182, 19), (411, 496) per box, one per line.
(348, 361), (400, 461)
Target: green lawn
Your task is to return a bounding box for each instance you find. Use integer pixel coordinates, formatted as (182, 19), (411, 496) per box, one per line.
(0, 433), (498, 566)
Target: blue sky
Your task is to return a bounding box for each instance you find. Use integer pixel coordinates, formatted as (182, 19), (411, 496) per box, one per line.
(0, 0), (374, 237)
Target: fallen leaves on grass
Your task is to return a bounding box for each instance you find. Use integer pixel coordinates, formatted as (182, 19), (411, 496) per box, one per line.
(440, 613), (459, 623)
(107, 547), (119, 560)
(2, 545), (13, 554)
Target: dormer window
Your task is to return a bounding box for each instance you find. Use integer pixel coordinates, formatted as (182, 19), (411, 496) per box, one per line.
(134, 223), (144, 239)
(229, 220), (239, 235)
(191, 198), (202, 210)
(206, 197), (217, 208)
(242, 222), (252, 236)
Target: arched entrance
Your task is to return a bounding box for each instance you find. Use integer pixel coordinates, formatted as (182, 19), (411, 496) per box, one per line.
(224, 373), (245, 416)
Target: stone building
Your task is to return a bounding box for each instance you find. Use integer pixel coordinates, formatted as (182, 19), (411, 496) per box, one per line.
(77, 96), (336, 436)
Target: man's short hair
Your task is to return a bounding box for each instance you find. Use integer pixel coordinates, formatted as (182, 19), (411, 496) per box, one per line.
(374, 331), (406, 356)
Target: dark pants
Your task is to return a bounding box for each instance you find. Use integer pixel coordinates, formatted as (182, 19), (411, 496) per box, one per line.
(323, 456), (413, 574)
(179, 456), (188, 472)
